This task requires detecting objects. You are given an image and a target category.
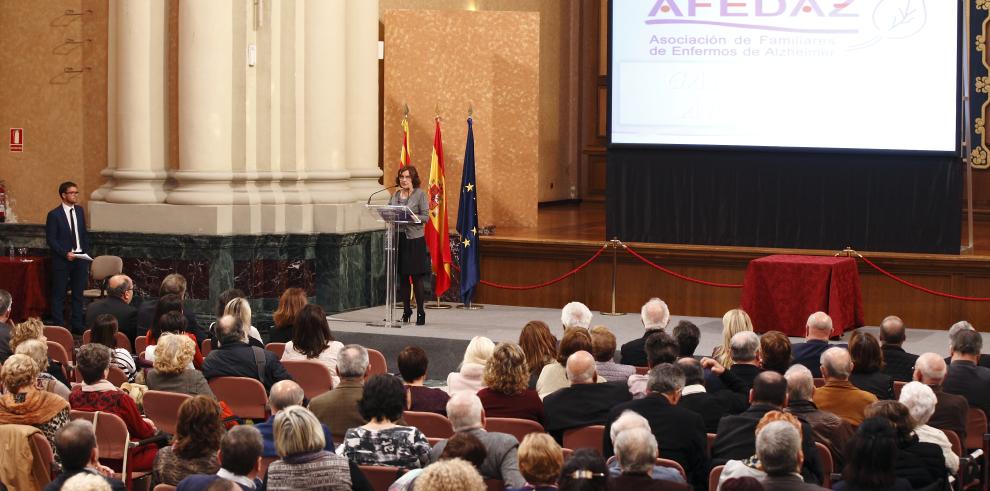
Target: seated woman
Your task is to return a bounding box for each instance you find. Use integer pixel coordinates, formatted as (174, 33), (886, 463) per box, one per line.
(834, 417), (912, 491)
(0, 354), (70, 455)
(268, 405), (358, 490)
(13, 339), (71, 400)
(397, 346), (449, 415)
(518, 321), (558, 390)
(510, 433), (563, 491)
(145, 298), (203, 369)
(898, 382), (959, 474)
(152, 396), (223, 485)
(718, 411), (801, 488)
(864, 400), (947, 489)
(759, 331), (792, 375)
(223, 297), (264, 346)
(70, 344), (159, 471)
(145, 333), (215, 398)
(281, 304), (344, 387)
(337, 374), (431, 468)
(447, 336), (495, 396)
(390, 431), (488, 491)
(712, 309), (754, 368)
(477, 343), (544, 423)
(536, 329), (604, 399)
(90, 314), (137, 381)
(589, 326), (635, 383)
(849, 331), (894, 400)
(270, 287), (307, 344)
(10, 317), (70, 388)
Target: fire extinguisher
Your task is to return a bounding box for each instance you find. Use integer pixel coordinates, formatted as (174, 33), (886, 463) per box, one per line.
(0, 182), (7, 223)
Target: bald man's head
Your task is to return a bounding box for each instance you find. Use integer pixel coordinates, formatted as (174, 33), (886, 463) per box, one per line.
(269, 380), (304, 412)
(914, 352), (947, 385)
(805, 312), (833, 341)
(106, 275), (133, 303)
(820, 347), (852, 380)
(566, 350), (597, 384)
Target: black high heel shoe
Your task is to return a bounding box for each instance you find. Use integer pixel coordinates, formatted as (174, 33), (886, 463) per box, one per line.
(416, 311), (426, 325)
(401, 311), (412, 323)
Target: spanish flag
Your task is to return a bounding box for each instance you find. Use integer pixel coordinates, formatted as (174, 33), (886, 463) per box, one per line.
(425, 117), (452, 297)
(399, 116), (412, 167)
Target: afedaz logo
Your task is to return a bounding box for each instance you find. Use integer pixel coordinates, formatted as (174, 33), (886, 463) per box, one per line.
(645, 0), (861, 34)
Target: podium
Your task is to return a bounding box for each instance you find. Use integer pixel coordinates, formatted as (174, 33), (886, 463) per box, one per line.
(366, 204), (421, 328)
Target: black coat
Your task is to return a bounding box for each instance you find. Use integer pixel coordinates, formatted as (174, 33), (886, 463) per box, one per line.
(943, 360), (990, 431)
(880, 345), (919, 382)
(137, 299), (209, 344)
(543, 381), (632, 443)
(849, 371), (895, 400)
(619, 330), (658, 367)
(894, 437), (948, 489)
(201, 341), (292, 391)
(678, 390), (733, 434)
(85, 296), (138, 343)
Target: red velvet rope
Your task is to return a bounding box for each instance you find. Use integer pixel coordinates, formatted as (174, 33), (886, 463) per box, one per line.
(623, 245), (744, 288)
(857, 254), (990, 301)
(454, 244), (608, 291)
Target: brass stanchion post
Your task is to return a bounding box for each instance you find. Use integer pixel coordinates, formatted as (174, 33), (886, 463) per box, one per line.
(601, 239), (624, 316)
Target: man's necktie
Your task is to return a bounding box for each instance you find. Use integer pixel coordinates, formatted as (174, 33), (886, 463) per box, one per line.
(69, 207), (79, 251)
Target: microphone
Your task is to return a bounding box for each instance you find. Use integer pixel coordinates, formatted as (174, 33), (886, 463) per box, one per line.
(367, 185), (399, 205)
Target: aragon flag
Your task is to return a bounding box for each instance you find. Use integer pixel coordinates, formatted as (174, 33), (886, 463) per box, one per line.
(456, 117), (480, 305)
(399, 116), (412, 167)
(425, 117), (452, 297)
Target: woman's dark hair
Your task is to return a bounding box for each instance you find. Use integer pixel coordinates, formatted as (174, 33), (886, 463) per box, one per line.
(439, 432), (487, 468)
(150, 293), (184, 342)
(76, 344), (111, 384)
(842, 417), (899, 488)
(850, 331), (885, 373)
(557, 329), (593, 365)
(174, 396), (225, 459)
(864, 400), (915, 444)
(90, 314), (120, 349)
(358, 374), (406, 422)
(273, 288), (307, 330)
(720, 477), (765, 491)
(215, 288), (245, 320)
(759, 331), (792, 375)
(152, 310), (189, 346)
(558, 448), (608, 491)
(291, 304), (334, 359)
(397, 346), (429, 383)
(395, 166), (421, 188)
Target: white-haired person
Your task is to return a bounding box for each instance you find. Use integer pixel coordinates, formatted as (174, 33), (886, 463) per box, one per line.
(712, 309), (754, 368)
(791, 311), (845, 378)
(13, 339), (71, 399)
(605, 410), (685, 483)
(267, 405), (353, 490)
(913, 352), (969, 441)
(619, 298), (670, 366)
(718, 411), (804, 490)
(560, 301), (593, 332)
(611, 427), (690, 491)
(447, 336), (495, 395)
(898, 381), (958, 473)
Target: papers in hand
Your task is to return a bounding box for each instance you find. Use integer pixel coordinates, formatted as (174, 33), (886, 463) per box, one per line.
(74, 253), (94, 262)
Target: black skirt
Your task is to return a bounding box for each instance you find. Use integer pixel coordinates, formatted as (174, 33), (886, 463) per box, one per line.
(398, 235), (430, 276)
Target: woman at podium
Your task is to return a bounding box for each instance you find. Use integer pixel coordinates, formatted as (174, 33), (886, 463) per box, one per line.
(389, 166), (430, 325)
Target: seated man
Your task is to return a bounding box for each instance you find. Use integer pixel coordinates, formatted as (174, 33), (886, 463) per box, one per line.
(727, 331), (764, 391)
(620, 298), (670, 366)
(914, 352), (968, 441)
(783, 364), (853, 470)
(791, 312), (845, 378)
(675, 357), (739, 433)
(201, 315), (291, 392)
(812, 347), (878, 426)
(543, 350), (631, 443)
(609, 427), (690, 491)
(255, 380), (334, 457)
(605, 410), (685, 484)
(309, 344), (371, 442)
(84, 274), (138, 343)
(943, 329), (990, 429)
(176, 425), (265, 491)
(757, 421), (827, 491)
(45, 420), (126, 491)
(878, 315), (919, 382)
(136, 273), (209, 343)
(672, 320), (701, 359)
(627, 331), (680, 399)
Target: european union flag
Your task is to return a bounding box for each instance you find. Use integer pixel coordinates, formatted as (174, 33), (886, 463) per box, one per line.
(456, 117), (480, 305)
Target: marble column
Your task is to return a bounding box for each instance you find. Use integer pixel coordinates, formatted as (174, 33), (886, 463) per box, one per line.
(303, 0), (353, 204)
(99, 0), (169, 204)
(345, 0), (384, 202)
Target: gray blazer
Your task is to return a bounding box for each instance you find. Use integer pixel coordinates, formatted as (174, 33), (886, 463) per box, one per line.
(430, 428), (525, 488)
(388, 188), (430, 239)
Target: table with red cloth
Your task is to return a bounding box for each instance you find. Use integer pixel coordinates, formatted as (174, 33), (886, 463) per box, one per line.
(741, 255), (863, 337)
(0, 256), (50, 323)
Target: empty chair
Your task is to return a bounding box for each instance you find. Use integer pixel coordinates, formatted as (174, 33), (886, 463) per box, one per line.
(281, 360), (333, 400)
(402, 411), (454, 438)
(44, 325), (75, 362)
(485, 417), (545, 443)
(265, 342), (286, 359)
(142, 391), (192, 435)
(965, 407), (988, 451)
(83, 255), (123, 299)
(368, 348), (388, 377)
(562, 425), (604, 454)
(208, 377), (269, 421)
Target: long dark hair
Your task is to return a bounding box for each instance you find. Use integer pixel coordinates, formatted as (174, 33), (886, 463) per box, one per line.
(91, 314), (119, 349)
(291, 304), (335, 358)
(842, 417), (899, 488)
(150, 293), (183, 339)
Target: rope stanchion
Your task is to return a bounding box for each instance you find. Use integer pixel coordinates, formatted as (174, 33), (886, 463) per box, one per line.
(452, 244), (608, 291)
(853, 251), (990, 302)
(622, 244), (744, 288)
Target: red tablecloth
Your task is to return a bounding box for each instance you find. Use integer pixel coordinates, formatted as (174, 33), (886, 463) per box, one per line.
(0, 256), (50, 323)
(741, 255), (863, 337)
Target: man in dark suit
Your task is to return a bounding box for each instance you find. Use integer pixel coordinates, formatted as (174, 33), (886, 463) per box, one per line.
(603, 363), (708, 490)
(943, 329), (990, 429)
(757, 421), (828, 491)
(543, 350), (632, 442)
(790, 312), (845, 378)
(914, 352), (969, 441)
(609, 427), (690, 491)
(879, 315), (919, 382)
(672, 320), (701, 359)
(944, 321), (990, 368)
(45, 419), (126, 491)
(136, 273), (208, 344)
(727, 331), (764, 391)
(84, 275), (138, 341)
(176, 426), (266, 491)
(711, 371), (825, 485)
(45, 181), (91, 334)
(675, 357), (741, 432)
(620, 297), (670, 366)
(201, 315), (291, 392)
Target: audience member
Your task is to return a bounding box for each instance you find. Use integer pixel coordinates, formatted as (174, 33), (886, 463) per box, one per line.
(758, 331), (791, 375)
(222, 297), (264, 345)
(145, 333), (215, 398)
(336, 374), (431, 468)
(175, 425), (265, 491)
(717, 411), (800, 488)
(137, 274), (208, 344)
(610, 427), (690, 491)
(672, 320), (701, 359)
(10, 317), (70, 387)
(878, 316), (919, 382)
(310, 344), (370, 442)
(913, 352), (968, 441)
(146, 308), (203, 369)
(604, 410), (685, 483)
(676, 357), (738, 433)
(561, 301), (593, 332)
(398, 346), (450, 415)
(477, 343), (543, 423)
(512, 433), (563, 491)
(538, 329), (605, 399)
(864, 401), (946, 489)
(712, 309), (754, 368)
(431, 392), (526, 487)
(268, 406), (354, 490)
(416, 458), (486, 491)
(590, 326), (635, 382)
(45, 420), (125, 491)
(84, 275), (139, 342)
(206, 289), (246, 348)
(14, 339), (71, 399)
(201, 315), (292, 392)
(447, 336), (495, 395)
(0, 354), (70, 457)
(942, 329), (990, 423)
(604, 364), (708, 489)
(153, 396), (223, 485)
(783, 364), (852, 470)
(0, 289), (12, 363)
(791, 312), (843, 378)
(256, 380), (334, 457)
(270, 287), (307, 344)
(848, 331), (894, 400)
(519, 321), (558, 389)
(88, 314), (137, 381)
(945, 321), (990, 368)
(720, 478), (765, 491)
(627, 330), (680, 399)
(392, 432), (489, 491)
(620, 298), (670, 366)
(280, 304), (344, 387)
(712, 371), (824, 485)
(756, 420), (826, 491)
(898, 381), (958, 473)
(812, 348), (877, 426)
(558, 448), (608, 491)
(727, 331), (764, 391)
(62, 470), (113, 491)
(543, 350), (631, 443)
(69, 344), (158, 471)
(833, 418), (912, 491)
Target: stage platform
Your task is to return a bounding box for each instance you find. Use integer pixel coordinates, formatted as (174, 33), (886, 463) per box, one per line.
(466, 202), (990, 333)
